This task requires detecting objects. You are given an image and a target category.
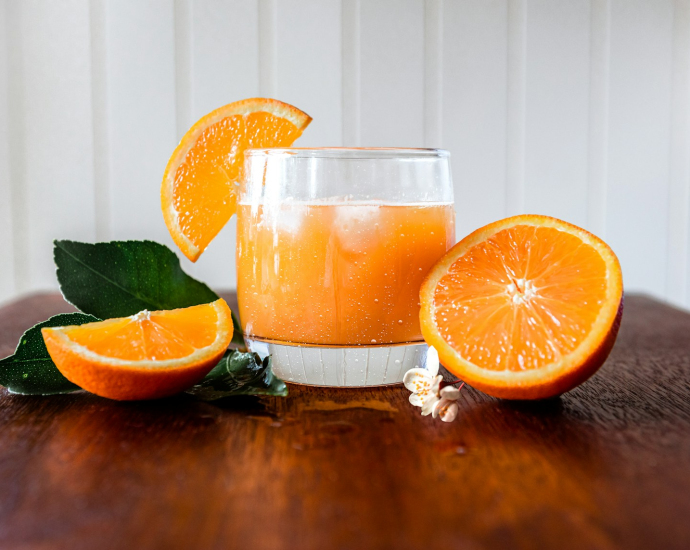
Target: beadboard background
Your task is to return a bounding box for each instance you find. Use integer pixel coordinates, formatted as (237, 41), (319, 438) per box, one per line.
(1, 0), (689, 309)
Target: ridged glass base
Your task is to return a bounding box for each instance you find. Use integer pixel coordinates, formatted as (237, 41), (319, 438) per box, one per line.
(244, 337), (429, 387)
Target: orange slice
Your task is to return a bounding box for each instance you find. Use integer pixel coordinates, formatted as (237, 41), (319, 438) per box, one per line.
(42, 299), (233, 401)
(162, 98), (312, 261)
(420, 215), (623, 400)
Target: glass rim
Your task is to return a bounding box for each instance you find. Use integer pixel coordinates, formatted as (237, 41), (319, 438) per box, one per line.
(244, 147), (450, 160)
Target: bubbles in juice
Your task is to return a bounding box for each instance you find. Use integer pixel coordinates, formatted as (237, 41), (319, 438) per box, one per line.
(237, 201), (455, 345)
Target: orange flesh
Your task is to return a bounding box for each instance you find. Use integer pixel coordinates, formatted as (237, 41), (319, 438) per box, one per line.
(237, 202), (455, 345)
(60, 304), (219, 362)
(433, 225), (608, 372)
(172, 112), (304, 251)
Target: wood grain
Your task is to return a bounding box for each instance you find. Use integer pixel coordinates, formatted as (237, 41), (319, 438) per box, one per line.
(0, 293), (689, 549)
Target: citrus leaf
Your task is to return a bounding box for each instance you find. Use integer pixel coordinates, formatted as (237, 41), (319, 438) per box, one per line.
(54, 239), (220, 318)
(186, 351), (288, 401)
(0, 313), (99, 395)
(231, 313), (244, 347)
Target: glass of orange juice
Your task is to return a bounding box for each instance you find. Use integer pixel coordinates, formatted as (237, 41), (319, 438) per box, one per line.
(237, 148), (455, 386)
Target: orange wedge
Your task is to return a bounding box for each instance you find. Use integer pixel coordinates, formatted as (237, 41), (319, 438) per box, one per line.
(41, 299), (233, 401)
(162, 98), (312, 261)
(420, 215), (623, 400)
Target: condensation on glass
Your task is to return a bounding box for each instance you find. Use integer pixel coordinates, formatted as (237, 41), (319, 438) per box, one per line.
(236, 148), (455, 386)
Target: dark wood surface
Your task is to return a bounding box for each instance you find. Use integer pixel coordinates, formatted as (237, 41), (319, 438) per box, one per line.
(0, 293), (689, 550)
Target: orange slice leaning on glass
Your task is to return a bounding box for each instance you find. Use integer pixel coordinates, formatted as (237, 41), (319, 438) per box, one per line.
(420, 215), (624, 400)
(161, 98), (312, 262)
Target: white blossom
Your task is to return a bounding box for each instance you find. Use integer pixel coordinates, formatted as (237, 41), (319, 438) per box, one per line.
(403, 347), (464, 422)
(403, 345), (442, 411)
(432, 386), (462, 422)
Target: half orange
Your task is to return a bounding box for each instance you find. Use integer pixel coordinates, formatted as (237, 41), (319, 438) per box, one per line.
(42, 299), (233, 401)
(162, 98), (312, 261)
(420, 215), (623, 400)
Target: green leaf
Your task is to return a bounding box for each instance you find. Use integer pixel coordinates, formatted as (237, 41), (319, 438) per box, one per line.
(54, 240), (220, 318)
(0, 313), (100, 395)
(186, 350), (288, 401)
(231, 311), (244, 347)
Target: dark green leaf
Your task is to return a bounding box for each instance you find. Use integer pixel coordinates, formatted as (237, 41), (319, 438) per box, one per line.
(0, 313), (99, 395)
(186, 351), (287, 401)
(231, 312), (244, 347)
(54, 240), (220, 318)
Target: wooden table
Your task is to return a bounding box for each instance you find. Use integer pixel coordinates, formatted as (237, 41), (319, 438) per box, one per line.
(0, 293), (689, 550)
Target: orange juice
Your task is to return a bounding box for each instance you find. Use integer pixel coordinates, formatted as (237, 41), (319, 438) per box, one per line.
(237, 201), (455, 345)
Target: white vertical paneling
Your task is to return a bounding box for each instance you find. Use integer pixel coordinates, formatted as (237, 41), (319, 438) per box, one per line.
(275, 0), (342, 147)
(342, 0), (361, 146)
(185, 0), (260, 291)
(587, 0), (611, 238)
(607, 0), (673, 296)
(91, 0), (111, 242)
(0, 0), (14, 304)
(13, 0), (96, 291)
(505, 0), (527, 216)
(669, 0), (690, 305)
(190, 0), (259, 112)
(442, 0), (508, 238)
(359, 0), (425, 147)
(5, 1), (27, 295)
(424, 0), (443, 148)
(258, 0), (277, 97)
(0, 1), (688, 307)
(524, 0), (590, 227)
(174, 0), (193, 139)
(105, 0), (177, 247)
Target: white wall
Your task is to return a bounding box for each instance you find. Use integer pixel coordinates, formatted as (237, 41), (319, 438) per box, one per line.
(1, 0), (689, 309)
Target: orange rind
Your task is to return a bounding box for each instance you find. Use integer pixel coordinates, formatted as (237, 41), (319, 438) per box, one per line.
(420, 215), (623, 400)
(42, 299), (233, 400)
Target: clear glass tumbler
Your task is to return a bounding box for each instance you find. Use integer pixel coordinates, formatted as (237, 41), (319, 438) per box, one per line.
(236, 148), (455, 386)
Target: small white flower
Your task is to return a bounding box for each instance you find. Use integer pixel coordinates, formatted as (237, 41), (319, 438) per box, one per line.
(403, 347), (464, 423)
(403, 346), (442, 412)
(432, 386), (462, 422)
(433, 399), (459, 422)
(420, 375), (442, 416)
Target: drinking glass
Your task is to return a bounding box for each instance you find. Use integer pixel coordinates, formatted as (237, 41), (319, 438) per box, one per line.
(237, 148), (455, 386)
